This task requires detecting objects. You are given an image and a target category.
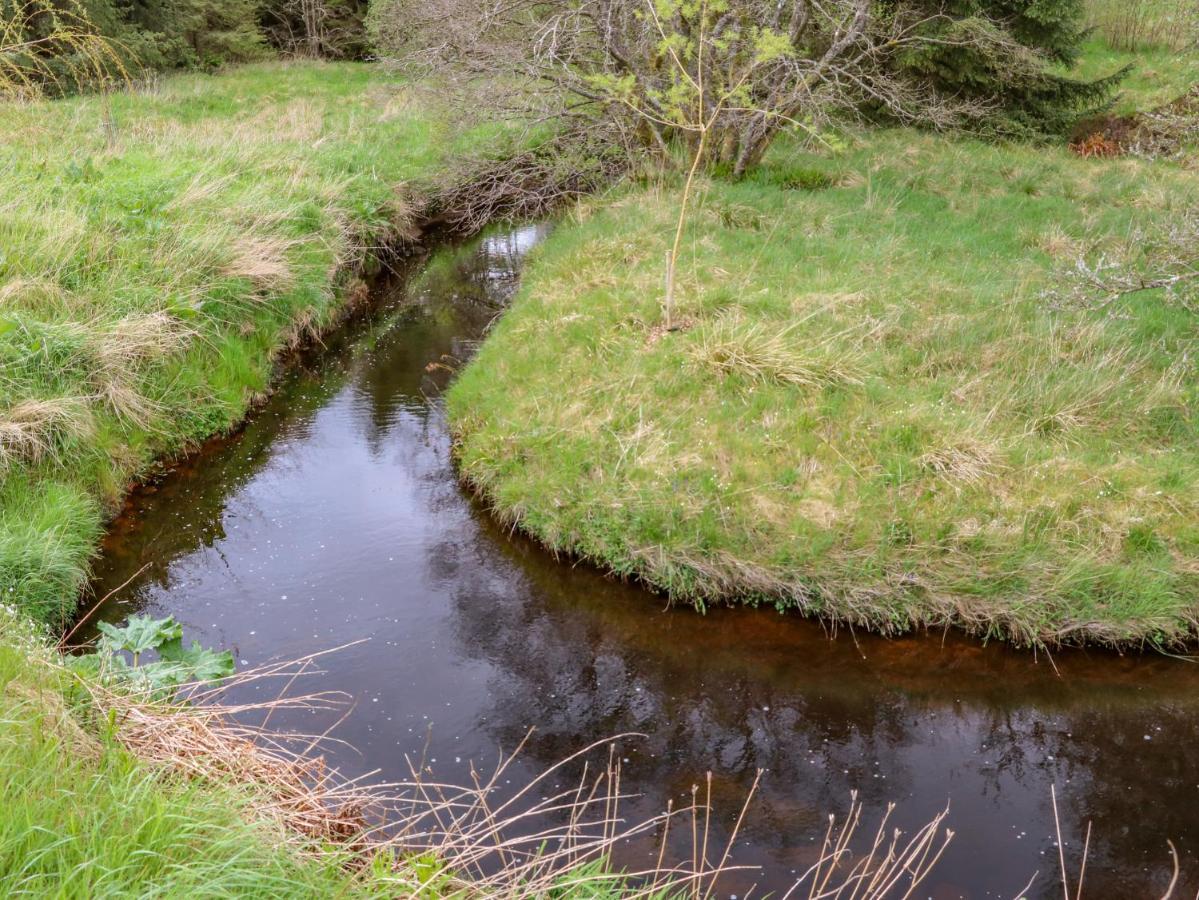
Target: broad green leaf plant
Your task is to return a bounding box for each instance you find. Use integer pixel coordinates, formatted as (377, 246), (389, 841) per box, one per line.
(72, 614), (235, 694)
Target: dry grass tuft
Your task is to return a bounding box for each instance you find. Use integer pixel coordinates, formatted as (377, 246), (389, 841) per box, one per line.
(0, 276), (73, 314)
(917, 438), (1001, 486)
(164, 171), (241, 211)
(93, 312), (191, 365)
(688, 318), (863, 388)
(87, 313), (193, 426)
(222, 235), (299, 290)
(0, 397), (94, 468)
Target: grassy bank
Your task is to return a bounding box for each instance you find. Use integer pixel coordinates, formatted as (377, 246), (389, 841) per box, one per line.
(0, 61), (470, 627)
(0, 60), (457, 898)
(0, 610), (396, 897)
(1069, 37), (1199, 117)
(449, 110), (1198, 645)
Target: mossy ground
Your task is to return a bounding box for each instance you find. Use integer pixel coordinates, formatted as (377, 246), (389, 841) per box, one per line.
(449, 100), (1198, 647)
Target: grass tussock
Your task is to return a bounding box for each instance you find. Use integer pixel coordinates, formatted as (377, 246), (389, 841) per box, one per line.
(449, 124), (1199, 649)
(0, 397), (94, 468)
(687, 317), (863, 389)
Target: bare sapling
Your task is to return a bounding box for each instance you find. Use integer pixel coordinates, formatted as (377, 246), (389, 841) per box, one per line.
(374, 0), (986, 323)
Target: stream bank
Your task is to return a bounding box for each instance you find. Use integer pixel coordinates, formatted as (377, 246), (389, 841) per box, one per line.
(78, 224), (1199, 898)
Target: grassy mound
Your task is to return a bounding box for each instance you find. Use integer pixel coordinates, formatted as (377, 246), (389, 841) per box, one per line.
(448, 129), (1198, 647)
(0, 62), (468, 626)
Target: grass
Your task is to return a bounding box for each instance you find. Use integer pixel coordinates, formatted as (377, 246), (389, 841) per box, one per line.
(0, 609), (402, 898)
(447, 128), (1199, 648)
(0, 60), (484, 627)
(1070, 0), (1199, 119)
(1069, 37), (1199, 117)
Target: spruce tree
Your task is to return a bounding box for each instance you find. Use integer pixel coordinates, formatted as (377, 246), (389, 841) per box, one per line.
(887, 0), (1125, 137)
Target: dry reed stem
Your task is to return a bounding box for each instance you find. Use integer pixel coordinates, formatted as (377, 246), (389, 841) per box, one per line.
(66, 645), (968, 897)
(780, 790), (953, 900)
(72, 649), (764, 896)
(1048, 783), (1183, 900)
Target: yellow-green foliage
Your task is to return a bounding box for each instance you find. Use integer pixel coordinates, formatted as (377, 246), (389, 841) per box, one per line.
(0, 62), (460, 626)
(448, 130), (1199, 647)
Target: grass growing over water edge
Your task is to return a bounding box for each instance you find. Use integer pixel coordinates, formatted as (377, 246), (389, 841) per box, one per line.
(0, 61), (472, 627)
(448, 129), (1198, 648)
(0, 611), (394, 898)
(2, 609), (710, 898)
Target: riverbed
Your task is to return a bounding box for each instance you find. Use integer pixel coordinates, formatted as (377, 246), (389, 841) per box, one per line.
(80, 225), (1199, 898)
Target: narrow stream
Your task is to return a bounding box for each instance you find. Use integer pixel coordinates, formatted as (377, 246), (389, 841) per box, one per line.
(81, 225), (1199, 898)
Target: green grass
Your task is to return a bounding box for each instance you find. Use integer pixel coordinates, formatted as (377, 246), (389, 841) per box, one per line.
(0, 61), (480, 627)
(0, 610), (396, 898)
(1072, 0), (1199, 118)
(1070, 37), (1199, 117)
(448, 129), (1199, 647)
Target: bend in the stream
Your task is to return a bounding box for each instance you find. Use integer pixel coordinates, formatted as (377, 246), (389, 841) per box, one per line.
(78, 224), (1199, 898)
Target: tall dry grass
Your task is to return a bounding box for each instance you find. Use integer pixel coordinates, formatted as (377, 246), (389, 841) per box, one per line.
(74, 647), (957, 898)
(0, 0), (126, 100)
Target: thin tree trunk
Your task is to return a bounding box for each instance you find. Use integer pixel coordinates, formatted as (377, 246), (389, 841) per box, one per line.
(665, 125), (708, 329)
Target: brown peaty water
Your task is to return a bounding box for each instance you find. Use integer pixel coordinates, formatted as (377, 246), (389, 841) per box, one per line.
(79, 225), (1199, 898)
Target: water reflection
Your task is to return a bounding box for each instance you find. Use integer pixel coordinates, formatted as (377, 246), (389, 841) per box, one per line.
(82, 225), (1199, 898)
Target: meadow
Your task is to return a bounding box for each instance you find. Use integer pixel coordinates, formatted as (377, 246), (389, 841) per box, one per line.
(448, 49), (1199, 647)
(0, 12), (1195, 895)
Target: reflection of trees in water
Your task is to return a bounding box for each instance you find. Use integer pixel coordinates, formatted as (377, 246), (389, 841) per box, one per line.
(344, 233), (534, 458)
(444, 517), (1199, 892)
(85, 361), (344, 625)
(88, 230), (527, 622)
(441, 543), (923, 860)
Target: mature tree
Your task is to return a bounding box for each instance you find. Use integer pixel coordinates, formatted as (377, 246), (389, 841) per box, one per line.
(120, 0), (268, 69)
(261, 0), (370, 58)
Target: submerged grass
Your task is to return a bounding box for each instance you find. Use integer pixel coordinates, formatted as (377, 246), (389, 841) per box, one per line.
(448, 125), (1199, 648)
(0, 61), (485, 628)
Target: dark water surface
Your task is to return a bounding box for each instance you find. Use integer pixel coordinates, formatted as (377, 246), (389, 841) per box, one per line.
(83, 226), (1199, 898)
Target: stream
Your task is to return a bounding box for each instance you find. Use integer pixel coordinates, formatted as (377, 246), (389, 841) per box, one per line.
(80, 225), (1199, 898)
